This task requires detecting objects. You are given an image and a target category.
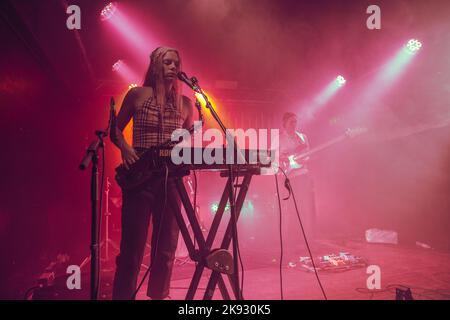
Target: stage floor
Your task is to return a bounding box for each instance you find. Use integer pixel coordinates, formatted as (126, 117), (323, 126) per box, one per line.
(130, 239), (450, 300)
(13, 237), (449, 300)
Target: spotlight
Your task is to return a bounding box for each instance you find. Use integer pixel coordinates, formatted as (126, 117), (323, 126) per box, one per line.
(128, 83), (138, 89)
(405, 39), (422, 54)
(100, 2), (117, 21)
(211, 202), (230, 213)
(112, 60), (123, 72)
(336, 75), (346, 86)
(211, 203), (219, 213)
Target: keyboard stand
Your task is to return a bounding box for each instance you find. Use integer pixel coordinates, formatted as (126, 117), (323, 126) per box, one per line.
(168, 168), (258, 300)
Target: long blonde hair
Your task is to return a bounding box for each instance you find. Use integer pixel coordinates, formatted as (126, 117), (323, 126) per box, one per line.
(143, 46), (182, 113)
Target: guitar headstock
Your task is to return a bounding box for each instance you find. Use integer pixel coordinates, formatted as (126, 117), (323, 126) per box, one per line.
(345, 127), (368, 138)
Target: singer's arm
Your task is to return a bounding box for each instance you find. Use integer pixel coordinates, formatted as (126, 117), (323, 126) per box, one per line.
(182, 95), (194, 129)
(110, 87), (139, 169)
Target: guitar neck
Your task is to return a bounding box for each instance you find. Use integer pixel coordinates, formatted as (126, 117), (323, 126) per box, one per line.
(294, 134), (347, 160)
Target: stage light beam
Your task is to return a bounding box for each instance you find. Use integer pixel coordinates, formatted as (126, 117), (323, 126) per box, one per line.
(350, 39), (423, 118)
(111, 59), (139, 84)
(299, 74), (347, 121)
(101, 4), (159, 58)
(314, 75), (347, 105)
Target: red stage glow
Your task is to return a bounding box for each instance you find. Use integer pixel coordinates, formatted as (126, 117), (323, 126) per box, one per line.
(3, 0), (450, 302)
(195, 91), (232, 131)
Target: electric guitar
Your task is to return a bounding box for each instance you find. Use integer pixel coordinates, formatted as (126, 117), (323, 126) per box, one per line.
(281, 127), (367, 175)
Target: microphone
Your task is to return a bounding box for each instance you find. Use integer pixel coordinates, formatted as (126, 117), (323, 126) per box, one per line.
(107, 97), (116, 135)
(110, 96), (116, 120)
(177, 71), (200, 93)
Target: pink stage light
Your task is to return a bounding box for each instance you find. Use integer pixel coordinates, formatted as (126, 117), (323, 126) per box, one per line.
(112, 59), (123, 72)
(100, 2), (118, 22)
(112, 59), (140, 84)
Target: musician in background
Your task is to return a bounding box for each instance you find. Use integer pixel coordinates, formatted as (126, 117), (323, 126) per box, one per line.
(279, 112), (317, 258)
(110, 46), (193, 299)
(279, 112), (310, 173)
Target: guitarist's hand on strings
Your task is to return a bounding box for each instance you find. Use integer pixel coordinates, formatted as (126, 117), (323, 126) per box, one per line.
(120, 143), (139, 170)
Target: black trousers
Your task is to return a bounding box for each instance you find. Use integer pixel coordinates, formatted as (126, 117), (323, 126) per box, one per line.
(112, 177), (180, 300)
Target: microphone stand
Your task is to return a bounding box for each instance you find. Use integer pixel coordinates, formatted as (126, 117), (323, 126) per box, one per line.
(78, 97), (116, 300)
(183, 75), (244, 300)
